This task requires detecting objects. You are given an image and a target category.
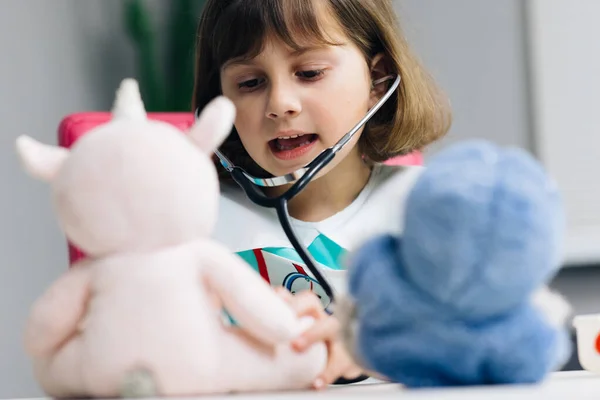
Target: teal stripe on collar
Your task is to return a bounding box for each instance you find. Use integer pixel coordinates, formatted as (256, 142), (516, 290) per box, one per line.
(261, 234), (347, 271)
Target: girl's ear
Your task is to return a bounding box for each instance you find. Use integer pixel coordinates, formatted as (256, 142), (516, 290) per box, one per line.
(369, 53), (392, 107)
(16, 135), (69, 182)
(188, 96), (236, 154)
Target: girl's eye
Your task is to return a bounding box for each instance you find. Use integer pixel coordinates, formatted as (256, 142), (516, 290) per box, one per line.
(236, 69), (324, 92)
(296, 69), (324, 80)
(238, 77), (265, 91)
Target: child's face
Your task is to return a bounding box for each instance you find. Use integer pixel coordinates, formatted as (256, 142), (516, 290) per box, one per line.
(220, 25), (376, 178)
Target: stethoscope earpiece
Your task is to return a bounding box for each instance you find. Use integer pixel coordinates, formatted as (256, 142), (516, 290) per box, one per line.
(371, 74), (396, 90)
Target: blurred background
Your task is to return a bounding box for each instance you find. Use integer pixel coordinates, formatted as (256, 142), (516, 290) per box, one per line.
(1, 0), (598, 396)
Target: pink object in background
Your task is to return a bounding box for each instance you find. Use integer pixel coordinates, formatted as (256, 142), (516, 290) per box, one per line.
(57, 112), (422, 265)
(58, 112), (195, 266)
(385, 152), (423, 166)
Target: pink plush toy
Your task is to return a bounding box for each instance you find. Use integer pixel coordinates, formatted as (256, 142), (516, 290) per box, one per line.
(17, 79), (326, 398)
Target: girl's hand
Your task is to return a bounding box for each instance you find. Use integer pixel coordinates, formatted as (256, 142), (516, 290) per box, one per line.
(275, 288), (364, 390)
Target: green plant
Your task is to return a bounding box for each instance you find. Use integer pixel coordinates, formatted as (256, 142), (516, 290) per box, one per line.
(124, 0), (205, 112)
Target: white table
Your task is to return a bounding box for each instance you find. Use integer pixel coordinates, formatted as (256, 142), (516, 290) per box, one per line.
(21, 371), (600, 399)
(198, 371), (600, 400)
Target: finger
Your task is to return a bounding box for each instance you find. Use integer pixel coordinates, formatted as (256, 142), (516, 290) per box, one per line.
(318, 367), (365, 389)
(292, 315), (340, 351)
(274, 287), (293, 301)
(314, 343), (363, 389)
(289, 291), (327, 320)
(314, 362), (342, 389)
(313, 344), (348, 389)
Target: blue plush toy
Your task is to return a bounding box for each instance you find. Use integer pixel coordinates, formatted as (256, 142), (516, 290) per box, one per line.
(339, 140), (573, 387)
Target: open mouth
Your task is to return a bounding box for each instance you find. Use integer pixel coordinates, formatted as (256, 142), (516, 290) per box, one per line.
(268, 133), (318, 161)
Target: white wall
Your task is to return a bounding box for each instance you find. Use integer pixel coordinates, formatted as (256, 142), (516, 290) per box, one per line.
(397, 0), (533, 152)
(527, 0), (600, 265)
(0, 1), (138, 397)
(0, 0), (597, 397)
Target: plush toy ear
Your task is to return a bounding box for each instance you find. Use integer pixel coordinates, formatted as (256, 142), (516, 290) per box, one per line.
(16, 135), (69, 182)
(111, 78), (147, 121)
(189, 96), (236, 154)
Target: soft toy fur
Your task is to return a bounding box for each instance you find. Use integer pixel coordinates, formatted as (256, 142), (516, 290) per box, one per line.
(338, 141), (573, 387)
(17, 79), (326, 398)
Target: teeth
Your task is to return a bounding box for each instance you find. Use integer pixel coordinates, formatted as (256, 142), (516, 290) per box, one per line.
(278, 134), (303, 140)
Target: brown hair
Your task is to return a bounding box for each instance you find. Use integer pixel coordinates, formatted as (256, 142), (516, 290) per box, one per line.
(193, 0), (452, 178)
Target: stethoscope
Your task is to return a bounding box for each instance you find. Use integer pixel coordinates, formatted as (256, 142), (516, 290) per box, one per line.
(196, 74), (401, 310)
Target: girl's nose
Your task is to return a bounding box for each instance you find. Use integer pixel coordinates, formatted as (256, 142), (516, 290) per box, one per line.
(265, 80), (302, 119)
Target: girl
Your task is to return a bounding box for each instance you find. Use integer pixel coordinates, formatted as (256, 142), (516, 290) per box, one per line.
(192, 0), (452, 389)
